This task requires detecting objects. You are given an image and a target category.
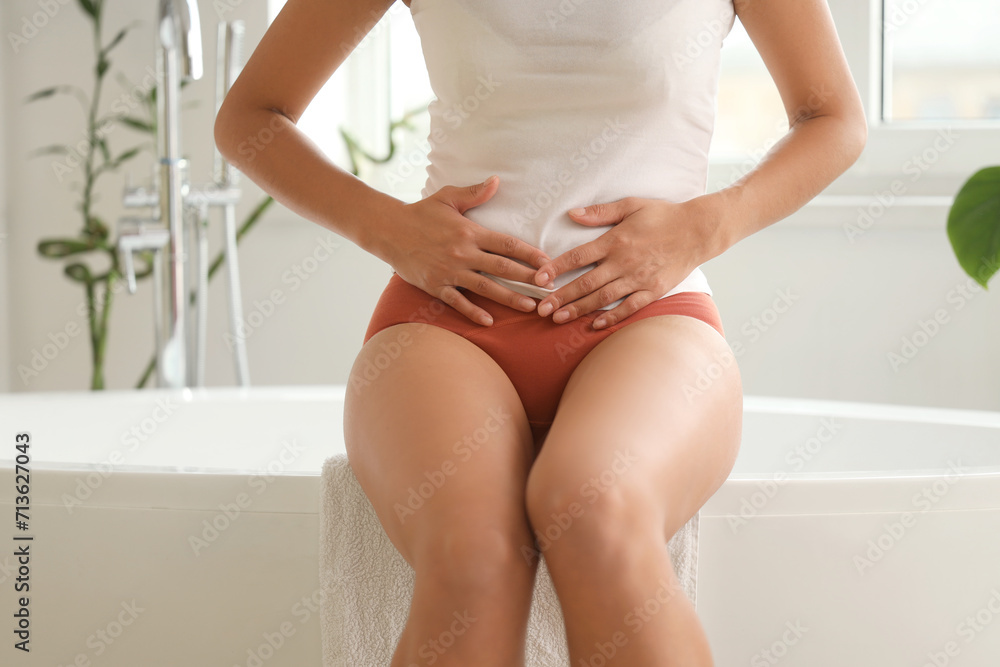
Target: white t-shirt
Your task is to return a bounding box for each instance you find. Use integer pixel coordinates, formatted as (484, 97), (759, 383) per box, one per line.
(409, 0), (736, 309)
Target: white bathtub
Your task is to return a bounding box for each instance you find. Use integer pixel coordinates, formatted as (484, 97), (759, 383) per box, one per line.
(699, 396), (1000, 666)
(1, 388), (999, 666)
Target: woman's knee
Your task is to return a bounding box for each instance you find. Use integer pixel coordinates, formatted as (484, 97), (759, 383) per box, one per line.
(411, 521), (536, 592)
(525, 457), (658, 559)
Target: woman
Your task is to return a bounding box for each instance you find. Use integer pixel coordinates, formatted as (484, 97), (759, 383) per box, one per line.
(215, 0), (866, 663)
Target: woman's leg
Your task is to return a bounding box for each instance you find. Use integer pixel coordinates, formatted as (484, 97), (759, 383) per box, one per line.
(344, 323), (539, 667)
(525, 314), (743, 666)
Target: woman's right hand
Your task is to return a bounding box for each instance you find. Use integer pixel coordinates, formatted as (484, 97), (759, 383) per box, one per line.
(381, 175), (554, 326)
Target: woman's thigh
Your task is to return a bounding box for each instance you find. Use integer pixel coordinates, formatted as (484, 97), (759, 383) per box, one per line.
(527, 313), (743, 540)
(344, 322), (538, 565)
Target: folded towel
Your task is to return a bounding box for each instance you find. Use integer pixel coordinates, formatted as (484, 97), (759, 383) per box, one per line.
(319, 453), (698, 666)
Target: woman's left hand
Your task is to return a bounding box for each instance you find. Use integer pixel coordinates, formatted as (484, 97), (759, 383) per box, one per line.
(532, 196), (720, 329)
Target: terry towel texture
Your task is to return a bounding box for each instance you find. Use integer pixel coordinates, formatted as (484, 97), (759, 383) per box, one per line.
(318, 454), (700, 666)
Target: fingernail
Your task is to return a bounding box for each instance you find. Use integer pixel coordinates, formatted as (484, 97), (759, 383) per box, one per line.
(536, 272), (549, 285)
(480, 314), (493, 326)
(519, 297), (536, 311)
(553, 310), (570, 323)
(593, 317), (606, 329)
(538, 301), (553, 317)
(484, 174), (498, 186)
(568, 207), (586, 216)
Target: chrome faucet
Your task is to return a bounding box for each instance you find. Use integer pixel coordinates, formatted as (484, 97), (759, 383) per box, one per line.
(116, 2), (251, 389)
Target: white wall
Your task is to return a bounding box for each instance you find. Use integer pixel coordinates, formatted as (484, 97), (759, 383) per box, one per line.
(1, 0), (998, 411)
(0, 7), (10, 392)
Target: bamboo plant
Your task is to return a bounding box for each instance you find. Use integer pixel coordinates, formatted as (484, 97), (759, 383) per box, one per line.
(27, 0), (430, 389)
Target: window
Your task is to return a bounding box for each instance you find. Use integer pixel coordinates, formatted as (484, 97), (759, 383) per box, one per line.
(883, 0), (1000, 122)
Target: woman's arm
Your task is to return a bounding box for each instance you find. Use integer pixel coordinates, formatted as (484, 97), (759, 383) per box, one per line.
(699, 0), (868, 259)
(215, 0), (554, 325)
(214, 0), (404, 261)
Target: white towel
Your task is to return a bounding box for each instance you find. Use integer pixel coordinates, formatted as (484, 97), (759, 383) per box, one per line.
(319, 453), (699, 666)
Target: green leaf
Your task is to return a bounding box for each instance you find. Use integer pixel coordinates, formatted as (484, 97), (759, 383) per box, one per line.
(87, 216), (110, 241)
(38, 237), (97, 258)
(96, 57), (110, 79)
(110, 146), (141, 168)
(24, 86), (72, 104)
(118, 116), (154, 133)
(76, 0), (98, 19)
(101, 27), (128, 56)
(27, 144), (70, 159)
(64, 261), (94, 284)
(947, 166), (1000, 289)
(97, 137), (111, 164)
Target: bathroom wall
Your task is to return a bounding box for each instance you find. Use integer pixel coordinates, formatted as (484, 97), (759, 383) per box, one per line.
(1, 0), (998, 411)
(0, 7), (10, 393)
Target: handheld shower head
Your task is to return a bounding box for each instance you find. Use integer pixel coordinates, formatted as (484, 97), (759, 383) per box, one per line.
(158, 0), (203, 81)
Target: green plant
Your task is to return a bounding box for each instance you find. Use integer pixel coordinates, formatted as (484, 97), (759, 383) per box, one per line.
(28, 0), (429, 389)
(947, 166), (1000, 290)
(25, 0), (274, 390)
(26, 0), (147, 389)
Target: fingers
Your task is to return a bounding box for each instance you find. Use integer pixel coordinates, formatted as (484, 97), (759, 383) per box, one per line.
(533, 237), (605, 287)
(435, 285), (497, 327)
(438, 272), (541, 327)
(459, 271), (540, 313)
(536, 267), (630, 323)
(441, 175), (500, 214)
(477, 233), (552, 285)
(587, 292), (652, 330)
(533, 197), (637, 285)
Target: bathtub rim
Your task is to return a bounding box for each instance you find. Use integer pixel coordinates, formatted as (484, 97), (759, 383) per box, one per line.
(2, 385), (998, 424)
